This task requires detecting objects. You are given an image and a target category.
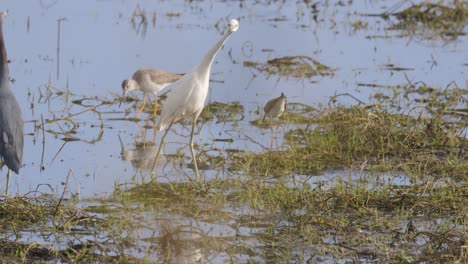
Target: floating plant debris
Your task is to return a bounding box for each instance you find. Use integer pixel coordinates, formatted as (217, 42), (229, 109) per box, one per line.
(244, 55), (335, 79)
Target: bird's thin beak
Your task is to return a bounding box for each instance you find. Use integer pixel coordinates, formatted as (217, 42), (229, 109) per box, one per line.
(119, 91), (126, 107)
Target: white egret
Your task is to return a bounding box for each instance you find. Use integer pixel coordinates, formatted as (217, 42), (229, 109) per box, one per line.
(151, 19), (239, 178)
(121, 68), (182, 117)
(263, 92), (287, 121)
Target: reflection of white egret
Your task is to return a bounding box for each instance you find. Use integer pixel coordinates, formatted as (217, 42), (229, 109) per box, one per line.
(159, 220), (204, 264)
(118, 135), (166, 172)
(263, 92), (287, 121)
(151, 19), (239, 178)
(121, 68), (182, 118)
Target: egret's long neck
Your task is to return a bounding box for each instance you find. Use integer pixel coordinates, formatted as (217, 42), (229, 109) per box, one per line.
(197, 30), (232, 77)
(0, 19), (8, 86)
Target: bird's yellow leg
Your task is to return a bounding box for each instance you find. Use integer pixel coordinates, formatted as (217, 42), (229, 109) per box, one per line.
(136, 96), (147, 118)
(152, 96), (158, 117)
(189, 120), (200, 180)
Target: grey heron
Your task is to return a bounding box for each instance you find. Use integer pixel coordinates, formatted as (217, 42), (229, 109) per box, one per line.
(0, 11), (24, 195)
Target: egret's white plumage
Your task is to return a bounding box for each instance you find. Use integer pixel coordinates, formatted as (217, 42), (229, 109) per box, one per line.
(151, 19), (239, 177)
(121, 68), (182, 117)
(157, 19), (239, 131)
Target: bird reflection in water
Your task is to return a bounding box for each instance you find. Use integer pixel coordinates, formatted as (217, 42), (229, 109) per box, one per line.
(158, 220), (204, 264)
(133, 119), (158, 143)
(118, 134), (166, 172)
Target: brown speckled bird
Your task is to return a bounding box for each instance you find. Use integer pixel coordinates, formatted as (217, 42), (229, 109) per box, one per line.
(263, 92), (287, 121)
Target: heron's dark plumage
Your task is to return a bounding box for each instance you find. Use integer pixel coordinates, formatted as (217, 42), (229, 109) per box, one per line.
(0, 11), (23, 174)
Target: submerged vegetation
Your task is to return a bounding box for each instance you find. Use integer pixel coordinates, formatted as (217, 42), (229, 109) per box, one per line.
(244, 55), (335, 80)
(120, 178), (466, 263)
(383, 1), (468, 40)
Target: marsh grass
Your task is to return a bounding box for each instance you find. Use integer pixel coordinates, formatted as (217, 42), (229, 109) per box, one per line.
(199, 101), (244, 123)
(2, 104), (466, 262)
(0, 195), (112, 263)
(116, 176), (466, 262)
(234, 104), (466, 180)
(4, 69), (466, 262)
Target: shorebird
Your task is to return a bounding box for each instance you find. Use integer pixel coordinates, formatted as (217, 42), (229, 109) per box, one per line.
(263, 92), (287, 121)
(0, 11), (24, 195)
(151, 19), (239, 178)
(121, 68), (182, 117)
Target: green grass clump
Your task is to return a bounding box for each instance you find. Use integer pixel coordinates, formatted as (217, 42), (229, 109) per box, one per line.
(0, 196), (50, 225)
(0, 195), (110, 263)
(120, 181), (233, 220)
(199, 101), (244, 123)
(233, 105), (466, 180)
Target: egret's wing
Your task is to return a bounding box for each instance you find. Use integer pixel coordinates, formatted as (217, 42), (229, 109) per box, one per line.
(157, 74), (199, 130)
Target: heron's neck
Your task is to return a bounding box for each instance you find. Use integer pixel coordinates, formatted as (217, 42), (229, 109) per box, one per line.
(197, 30), (232, 77)
(0, 21), (8, 86)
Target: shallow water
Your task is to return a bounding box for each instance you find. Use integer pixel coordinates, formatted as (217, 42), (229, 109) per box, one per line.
(0, 3), (466, 261)
(2, 0), (464, 198)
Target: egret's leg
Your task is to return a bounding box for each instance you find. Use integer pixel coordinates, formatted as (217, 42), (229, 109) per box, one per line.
(5, 169), (10, 195)
(136, 96), (147, 118)
(152, 121), (158, 142)
(189, 120), (200, 180)
(151, 121), (174, 176)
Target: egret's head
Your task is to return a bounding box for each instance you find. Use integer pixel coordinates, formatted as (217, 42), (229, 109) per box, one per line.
(228, 19), (239, 32)
(121, 79), (137, 95)
(0, 11), (8, 23)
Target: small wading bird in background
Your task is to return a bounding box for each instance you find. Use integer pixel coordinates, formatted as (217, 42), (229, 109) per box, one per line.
(263, 92), (287, 121)
(121, 68), (183, 118)
(0, 11), (24, 195)
(151, 19), (240, 178)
